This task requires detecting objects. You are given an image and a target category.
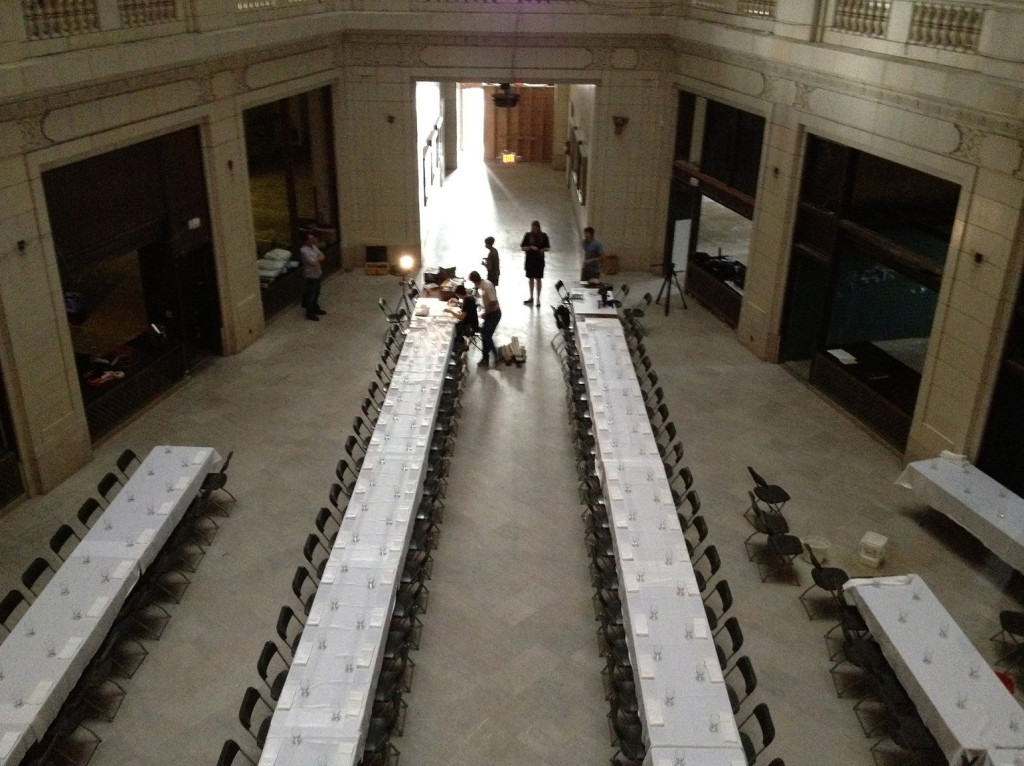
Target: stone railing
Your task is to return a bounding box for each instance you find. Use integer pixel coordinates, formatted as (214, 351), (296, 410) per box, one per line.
(22, 0), (101, 40)
(21, 0), (183, 39)
(832, 0), (891, 37)
(907, 2), (983, 51)
(738, 0), (777, 16)
(119, 0), (177, 26)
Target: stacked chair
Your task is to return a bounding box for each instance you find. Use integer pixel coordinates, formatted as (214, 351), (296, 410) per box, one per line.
(224, 282), (465, 766)
(8, 446), (235, 766)
(552, 297), (780, 765)
(742, 468), (803, 584)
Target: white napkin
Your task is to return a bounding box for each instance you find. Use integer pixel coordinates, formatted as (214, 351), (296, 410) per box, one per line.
(634, 614), (649, 636)
(113, 560), (134, 579)
(293, 642), (312, 666)
(357, 645), (373, 668)
(192, 450), (209, 465)
(333, 742), (355, 764)
(615, 516), (628, 529)
(638, 654), (655, 679)
(173, 477), (189, 491)
(381, 572), (394, 587)
(346, 691), (363, 716)
(87, 596), (109, 618)
(693, 617), (709, 639)
(609, 485), (624, 501)
(136, 529), (155, 546)
(354, 483), (367, 495)
(29, 680), (53, 705)
(647, 698), (664, 726)
(321, 566), (337, 584)
(720, 714), (740, 743)
(621, 547), (634, 561)
(307, 602), (325, 627)
(58, 637), (82, 659)
(0, 732), (19, 758)
(257, 738), (280, 765)
(389, 539), (402, 552)
(370, 608), (385, 628)
(276, 685), (296, 710)
(705, 657), (724, 683)
(940, 450), (968, 464)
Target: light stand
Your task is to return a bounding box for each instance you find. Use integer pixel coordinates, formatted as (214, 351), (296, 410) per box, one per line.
(398, 254), (415, 314)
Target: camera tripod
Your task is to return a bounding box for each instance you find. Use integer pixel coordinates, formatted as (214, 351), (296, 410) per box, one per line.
(655, 262), (687, 316)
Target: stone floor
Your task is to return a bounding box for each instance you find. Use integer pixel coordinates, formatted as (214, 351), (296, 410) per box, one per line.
(1, 160), (1021, 766)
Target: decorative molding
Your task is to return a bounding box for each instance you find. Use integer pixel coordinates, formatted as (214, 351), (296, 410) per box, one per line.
(792, 82), (813, 112)
(949, 123), (983, 163)
(1012, 143), (1024, 181)
(18, 118), (50, 151)
(672, 37), (1022, 141)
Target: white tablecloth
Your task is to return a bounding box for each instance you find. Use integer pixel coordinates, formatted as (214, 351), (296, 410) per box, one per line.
(260, 300), (455, 766)
(572, 291), (620, 317)
(845, 574), (1024, 764)
(575, 315), (745, 764)
(0, 445), (219, 766)
(896, 457), (1024, 573)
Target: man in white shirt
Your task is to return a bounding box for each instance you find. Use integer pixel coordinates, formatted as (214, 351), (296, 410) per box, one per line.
(299, 231), (326, 321)
(468, 270), (500, 368)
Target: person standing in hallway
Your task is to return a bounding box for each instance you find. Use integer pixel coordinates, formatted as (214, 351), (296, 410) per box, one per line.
(469, 270), (500, 367)
(580, 226), (604, 282)
(482, 236), (500, 286)
(299, 231), (326, 321)
(520, 220), (550, 307)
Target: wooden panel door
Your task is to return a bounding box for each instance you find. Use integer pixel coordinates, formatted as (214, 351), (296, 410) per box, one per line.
(483, 86), (554, 162)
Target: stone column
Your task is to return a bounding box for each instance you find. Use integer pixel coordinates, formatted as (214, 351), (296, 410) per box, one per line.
(0, 153), (91, 493)
(737, 103), (804, 360)
(588, 71), (676, 271)
(908, 153), (1024, 460)
(203, 81), (267, 354)
(337, 67), (421, 268)
(442, 82), (458, 175)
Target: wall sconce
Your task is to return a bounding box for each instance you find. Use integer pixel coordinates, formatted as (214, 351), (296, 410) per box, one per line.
(612, 116), (629, 136)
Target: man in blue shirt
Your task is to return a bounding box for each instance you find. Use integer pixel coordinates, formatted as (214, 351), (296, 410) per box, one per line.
(581, 226), (603, 282)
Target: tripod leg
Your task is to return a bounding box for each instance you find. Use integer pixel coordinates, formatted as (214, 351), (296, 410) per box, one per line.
(655, 277), (669, 306)
(672, 272), (688, 310)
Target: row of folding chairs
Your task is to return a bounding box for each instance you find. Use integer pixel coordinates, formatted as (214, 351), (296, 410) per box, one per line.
(7, 448), (234, 766)
(827, 603), (943, 763)
(553, 306), (780, 766)
(220, 301), (467, 766)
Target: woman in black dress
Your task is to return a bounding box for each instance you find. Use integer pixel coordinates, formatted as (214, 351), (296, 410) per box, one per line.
(520, 220), (550, 307)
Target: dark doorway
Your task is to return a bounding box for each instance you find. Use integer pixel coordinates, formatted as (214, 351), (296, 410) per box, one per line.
(669, 92), (764, 327)
(978, 278), (1024, 496)
(0, 363), (24, 511)
(44, 126), (221, 442)
(781, 135), (959, 450)
(244, 87), (340, 319)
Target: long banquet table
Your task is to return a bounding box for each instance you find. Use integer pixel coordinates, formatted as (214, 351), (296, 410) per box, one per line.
(896, 457), (1024, 574)
(845, 574), (1024, 765)
(0, 445), (220, 766)
(258, 299), (455, 766)
(573, 314), (746, 766)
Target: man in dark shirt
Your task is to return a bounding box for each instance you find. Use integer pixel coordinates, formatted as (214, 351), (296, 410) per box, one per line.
(444, 283), (478, 338)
